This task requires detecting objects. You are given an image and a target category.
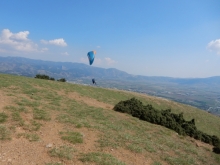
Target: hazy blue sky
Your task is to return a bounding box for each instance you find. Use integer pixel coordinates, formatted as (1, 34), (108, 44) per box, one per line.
(0, 0), (220, 78)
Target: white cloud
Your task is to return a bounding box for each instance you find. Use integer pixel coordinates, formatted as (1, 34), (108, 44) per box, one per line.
(10, 31), (29, 41)
(96, 45), (101, 48)
(40, 47), (48, 52)
(0, 29), (38, 52)
(0, 48), (7, 53)
(40, 40), (47, 44)
(61, 52), (69, 56)
(104, 57), (117, 65)
(41, 38), (67, 47)
(207, 39), (220, 55)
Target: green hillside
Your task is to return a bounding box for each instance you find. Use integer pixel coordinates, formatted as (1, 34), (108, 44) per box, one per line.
(0, 73), (220, 165)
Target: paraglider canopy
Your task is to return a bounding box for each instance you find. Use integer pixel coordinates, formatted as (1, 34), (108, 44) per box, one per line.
(87, 50), (96, 65)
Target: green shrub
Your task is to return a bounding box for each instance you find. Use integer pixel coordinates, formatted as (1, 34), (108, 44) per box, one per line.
(49, 77), (55, 81)
(60, 131), (83, 144)
(212, 135), (220, 147)
(0, 125), (11, 140)
(35, 74), (50, 80)
(57, 78), (66, 82)
(33, 108), (51, 121)
(35, 74), (56, 81)
(194, 130), (202, 140)
(49, 145), (75, 160)
(213, 146), (220, 154)
(80, 152), (126, 165)
(201, 133), (213, 144)
(0, 113), (8, 123)
(113, 98), (220, 154)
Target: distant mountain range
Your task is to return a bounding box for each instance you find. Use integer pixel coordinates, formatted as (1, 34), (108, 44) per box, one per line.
(0, 56), (220, 84)
(0, 56), (220, 116)
(0, 56), (131, 80)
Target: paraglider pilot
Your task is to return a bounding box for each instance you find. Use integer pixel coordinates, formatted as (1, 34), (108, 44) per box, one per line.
(92, 78), (96, 85)
(87, 51), (97, 85)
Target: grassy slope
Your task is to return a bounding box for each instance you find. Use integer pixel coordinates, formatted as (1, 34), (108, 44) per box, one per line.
(0, 73), (220, 165)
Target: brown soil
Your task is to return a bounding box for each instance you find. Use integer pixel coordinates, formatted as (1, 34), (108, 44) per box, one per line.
(0, 90), (152, 165)
(0, 89), (215, 165)
(0, 92), (12, 113)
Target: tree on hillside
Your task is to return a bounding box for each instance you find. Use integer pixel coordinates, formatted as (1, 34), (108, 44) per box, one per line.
(57, 78), (66, 82)
(35, 74), (55, 81)
(50, 77), (55, 81)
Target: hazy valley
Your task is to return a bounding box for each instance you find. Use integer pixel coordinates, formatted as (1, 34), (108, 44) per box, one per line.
(1, 56), (220, 116)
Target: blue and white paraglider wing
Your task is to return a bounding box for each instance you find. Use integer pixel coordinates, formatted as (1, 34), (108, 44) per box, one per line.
(87, 50), (96, 65)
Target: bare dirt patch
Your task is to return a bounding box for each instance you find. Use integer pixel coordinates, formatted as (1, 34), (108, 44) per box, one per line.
(0, 90), (12, 113)
(101, 147), (154, 165)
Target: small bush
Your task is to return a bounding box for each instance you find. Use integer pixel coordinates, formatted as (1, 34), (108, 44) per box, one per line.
(0, 113), (8, 123)
(80, 152), (126, 165)
(35, 74), (50, 80)
(12, 112), (24, 126)
(49, 77), (55, 81)
(17, 133), (40, 142)
(60, 131), (83, 144)
(213, 146), (220, 154)
(212, 135), (220, 147)
(35, 74), (56, 81)
(49, 145), (75, 160)
(114, 98), (143, 115)
(33, 108), (51, 121)
(0, 125), (11, 140)
(57, 78), (66, 82)
(23, 120), (42, 131)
